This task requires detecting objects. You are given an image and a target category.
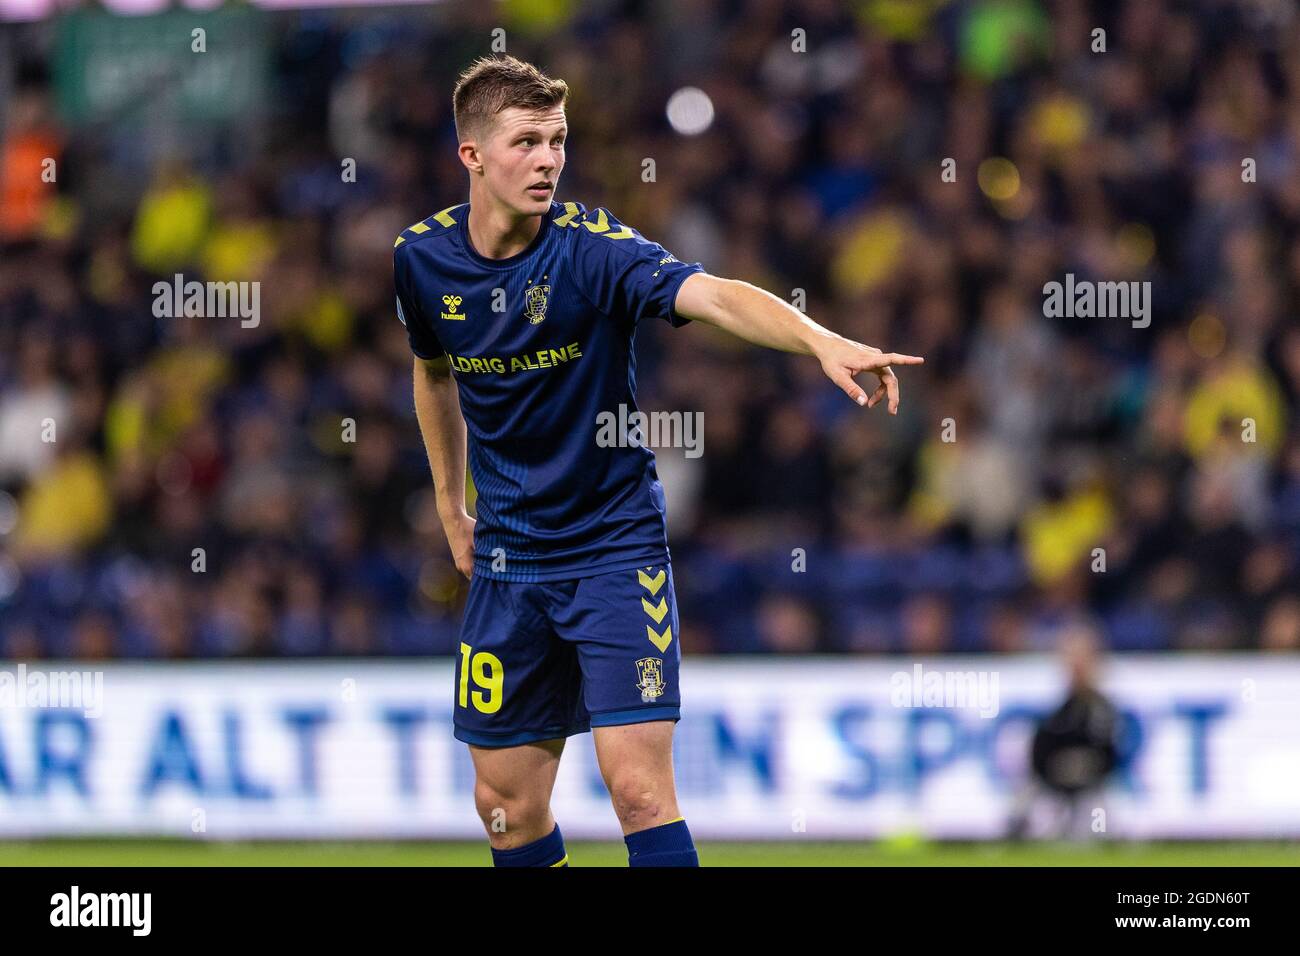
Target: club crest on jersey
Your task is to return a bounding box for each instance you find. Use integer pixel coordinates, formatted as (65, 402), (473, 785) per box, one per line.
(635, 657), (665, 702)
(524, 276), (550, 325)
(441, 294), (465, 320)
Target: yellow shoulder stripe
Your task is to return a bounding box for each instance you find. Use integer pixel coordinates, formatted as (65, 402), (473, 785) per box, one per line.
(577, 208), (634, 239)
(396, 205), (463, 247)
(553, 201), (581, 228)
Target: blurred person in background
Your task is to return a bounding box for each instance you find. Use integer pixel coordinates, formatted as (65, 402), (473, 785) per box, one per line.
(1007, 623), (1122, 841)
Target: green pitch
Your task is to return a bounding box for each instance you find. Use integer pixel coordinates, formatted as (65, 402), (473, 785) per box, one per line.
(2, 840), (1295, 866)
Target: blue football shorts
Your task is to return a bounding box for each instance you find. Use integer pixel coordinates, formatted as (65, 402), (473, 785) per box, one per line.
(453, 563), (682, 747)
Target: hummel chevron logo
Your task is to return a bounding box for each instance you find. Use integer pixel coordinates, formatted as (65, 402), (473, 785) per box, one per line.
(637, 568), (671, 650)
(641, 596), (668, 623)
(637, 568), (665, 594)
(646, 624), (673, 653)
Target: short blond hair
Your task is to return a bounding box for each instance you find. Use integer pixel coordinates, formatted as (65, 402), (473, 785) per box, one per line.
(452, 55), (569, 142)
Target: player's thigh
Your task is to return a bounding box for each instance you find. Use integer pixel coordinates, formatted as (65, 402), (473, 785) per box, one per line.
(552, 563), (683, 726)
(455, 575), (588, 746)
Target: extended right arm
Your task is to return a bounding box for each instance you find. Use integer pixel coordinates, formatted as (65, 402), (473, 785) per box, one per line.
(412, 355), (476, 578)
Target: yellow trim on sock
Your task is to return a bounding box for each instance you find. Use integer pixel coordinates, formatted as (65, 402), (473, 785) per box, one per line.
(664, 817), (685, 825)
(551, 854), (569, 867)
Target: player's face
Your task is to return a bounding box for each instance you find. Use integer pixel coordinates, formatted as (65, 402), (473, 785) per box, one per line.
(481, 106), (566, 217)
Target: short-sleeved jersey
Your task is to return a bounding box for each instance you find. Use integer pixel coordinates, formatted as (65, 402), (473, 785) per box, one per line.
(394, 200), (704, 582)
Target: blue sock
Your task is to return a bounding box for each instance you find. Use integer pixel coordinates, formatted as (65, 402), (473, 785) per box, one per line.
(625, 818), (699, 867)
(491, 823), (569, 867)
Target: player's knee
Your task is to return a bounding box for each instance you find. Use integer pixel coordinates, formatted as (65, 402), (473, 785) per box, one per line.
(605, 774), (668, 830)
(473, 779), (548, 834)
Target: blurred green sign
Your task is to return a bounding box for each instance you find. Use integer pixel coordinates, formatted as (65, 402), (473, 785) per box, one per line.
(54, 9), (270, 124)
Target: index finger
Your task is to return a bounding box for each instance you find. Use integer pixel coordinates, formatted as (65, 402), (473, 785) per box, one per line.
(878, 353), (924, 366)
(851, 352), (924, 372)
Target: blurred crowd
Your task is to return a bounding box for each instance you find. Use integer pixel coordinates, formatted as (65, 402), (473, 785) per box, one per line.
(1, 0), (1299, 659)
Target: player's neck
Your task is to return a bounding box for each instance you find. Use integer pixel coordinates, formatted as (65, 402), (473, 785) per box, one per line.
(465, 195), (543, 260)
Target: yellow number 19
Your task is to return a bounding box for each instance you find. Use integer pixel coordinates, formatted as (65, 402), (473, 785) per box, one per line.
(458, 643), (504, 714)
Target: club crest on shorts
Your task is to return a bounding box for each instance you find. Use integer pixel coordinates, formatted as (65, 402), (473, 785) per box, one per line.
(635, 657), (665, 702)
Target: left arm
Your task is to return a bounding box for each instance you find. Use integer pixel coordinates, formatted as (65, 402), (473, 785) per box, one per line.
(672, 272), (924, 413)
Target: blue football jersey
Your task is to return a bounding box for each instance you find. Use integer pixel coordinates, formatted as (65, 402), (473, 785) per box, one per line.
(393, 200), (705, 581)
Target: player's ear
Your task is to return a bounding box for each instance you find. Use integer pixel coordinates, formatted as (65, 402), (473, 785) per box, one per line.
(458, 140), (483, 175)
